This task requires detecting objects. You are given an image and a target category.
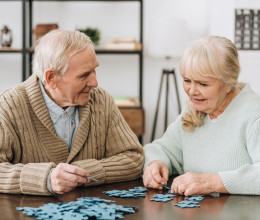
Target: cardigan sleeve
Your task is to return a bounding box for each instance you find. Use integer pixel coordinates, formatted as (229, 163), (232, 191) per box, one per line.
(0, 117), (56, 195)
(72, 91), (144, 185)
(143, 114), (184, 176)
(218, 118), (260, 195)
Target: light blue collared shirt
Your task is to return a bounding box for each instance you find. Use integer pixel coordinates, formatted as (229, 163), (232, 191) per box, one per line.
(39, 80), (79, 151)
(39, 80), (80, 194)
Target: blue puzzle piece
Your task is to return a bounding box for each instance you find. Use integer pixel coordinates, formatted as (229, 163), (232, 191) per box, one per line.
(150, 193), (176, 202)
(174, 200), (200, 208)
(186, 196), (204, 201)
(150, 197), (173, 202)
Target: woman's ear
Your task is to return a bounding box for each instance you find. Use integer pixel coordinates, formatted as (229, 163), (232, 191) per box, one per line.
(226, 86), (232, 94)
(44, 69), (57, 89)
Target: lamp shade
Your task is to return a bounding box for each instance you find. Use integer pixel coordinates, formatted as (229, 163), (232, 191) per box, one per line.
(147, 17), (188, 58)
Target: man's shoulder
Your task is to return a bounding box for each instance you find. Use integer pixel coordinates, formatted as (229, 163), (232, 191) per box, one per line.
(90, 87), (113, 102)
(0, 82), (26, 102)
(87, 87), (117, 113)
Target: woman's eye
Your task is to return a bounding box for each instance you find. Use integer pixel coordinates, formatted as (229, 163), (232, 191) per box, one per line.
(184, 79), (191, 83)
(199, 83), (207, 87)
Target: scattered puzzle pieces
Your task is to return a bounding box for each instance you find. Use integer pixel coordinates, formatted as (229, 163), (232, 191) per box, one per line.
(103, 186), (147, 198)
(17, 187), (207, 219)
(150, 194), (176, 202)
(174, 195), (204, 208)
(16, 197), (136, 220)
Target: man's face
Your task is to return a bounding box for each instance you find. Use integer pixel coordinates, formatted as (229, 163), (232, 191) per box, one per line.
(52, 46), (99, 107)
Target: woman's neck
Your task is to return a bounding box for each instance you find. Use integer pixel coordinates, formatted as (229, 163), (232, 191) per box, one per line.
(209, 88), (240, 119)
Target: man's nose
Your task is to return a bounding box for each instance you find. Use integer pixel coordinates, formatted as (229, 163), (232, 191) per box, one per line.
(87, 72), (98, 88)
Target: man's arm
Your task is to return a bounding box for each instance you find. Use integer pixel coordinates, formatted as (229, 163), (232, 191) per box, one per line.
(0, 119), (56, 195)
(72, 91), (144, 185)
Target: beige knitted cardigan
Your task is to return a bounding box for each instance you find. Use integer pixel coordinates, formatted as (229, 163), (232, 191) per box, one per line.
(0, 75), (144, 195)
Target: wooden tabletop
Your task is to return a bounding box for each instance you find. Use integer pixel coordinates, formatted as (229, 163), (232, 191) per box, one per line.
(1, 177), (260, 220)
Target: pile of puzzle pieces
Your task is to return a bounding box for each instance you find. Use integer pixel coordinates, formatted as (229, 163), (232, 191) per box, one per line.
(174, 196), (205, 208)
(150, 194), (177, 202)
(16, 197), (136, 220)
(103, 186), (147, 198)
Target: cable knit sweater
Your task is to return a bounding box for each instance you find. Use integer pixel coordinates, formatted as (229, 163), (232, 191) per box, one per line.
(144, 84), (260, 195)
(0, 75), (144, 195)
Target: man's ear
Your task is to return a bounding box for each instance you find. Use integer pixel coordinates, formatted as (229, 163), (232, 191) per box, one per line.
(44, 69), (57, 89)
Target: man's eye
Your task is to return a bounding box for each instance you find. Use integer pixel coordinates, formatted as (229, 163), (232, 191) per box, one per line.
(81, 73), (89, 78)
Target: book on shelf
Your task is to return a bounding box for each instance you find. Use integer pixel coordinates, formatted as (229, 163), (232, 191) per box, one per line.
(110, 37), (136, 43)
(114, 97), (140, 108)
(105, 42), (141, 50)
(105, 36), (141, 50)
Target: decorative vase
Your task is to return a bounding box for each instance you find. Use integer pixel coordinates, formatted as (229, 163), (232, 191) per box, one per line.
(1, 25), (12, 47)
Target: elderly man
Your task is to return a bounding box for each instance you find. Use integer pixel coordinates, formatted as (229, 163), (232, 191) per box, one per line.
(0, 29), (144, 195)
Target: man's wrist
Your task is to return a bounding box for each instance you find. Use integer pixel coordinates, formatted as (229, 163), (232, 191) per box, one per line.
(47, 168), (55, 194)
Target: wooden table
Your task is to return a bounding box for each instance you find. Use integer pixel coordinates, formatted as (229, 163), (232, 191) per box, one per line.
(1, 177), (260, 220)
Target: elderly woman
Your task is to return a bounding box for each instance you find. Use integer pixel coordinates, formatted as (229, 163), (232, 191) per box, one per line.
(143, 35), (260, 196)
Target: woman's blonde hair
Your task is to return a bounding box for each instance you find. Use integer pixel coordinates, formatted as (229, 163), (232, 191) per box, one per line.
(180, 35), (240, 131)
(33, 29), (92, 83)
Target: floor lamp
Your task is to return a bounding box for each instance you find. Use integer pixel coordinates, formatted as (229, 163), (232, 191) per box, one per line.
(148, 17), (188, 142)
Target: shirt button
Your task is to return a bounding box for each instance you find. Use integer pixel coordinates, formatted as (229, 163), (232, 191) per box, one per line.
(64, 112), (68, 117)
(53, 116), (57, 119)
(64, 134), (68, 138)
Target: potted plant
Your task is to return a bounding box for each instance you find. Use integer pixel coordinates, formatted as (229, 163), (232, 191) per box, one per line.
(77, 27), (101, 46)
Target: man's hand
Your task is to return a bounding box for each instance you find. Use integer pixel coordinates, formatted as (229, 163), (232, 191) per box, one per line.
(143, 160), (169, 190)
(50, 163), (91, 194)
(171, 172), (228, 196)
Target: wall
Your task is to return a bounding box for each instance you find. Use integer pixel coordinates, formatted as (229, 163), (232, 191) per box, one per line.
(209, 0), (260, 96)
(0, 0), (259, 144)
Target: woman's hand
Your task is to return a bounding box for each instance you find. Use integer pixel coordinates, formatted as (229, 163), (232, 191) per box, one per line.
(171, 172), (228, 196)
(143, 160), (169, 190)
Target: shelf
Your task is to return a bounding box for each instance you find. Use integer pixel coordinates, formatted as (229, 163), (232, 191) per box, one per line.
(27, 47), (142, 55)
(0, 47), (22, 53)
(27, 0), (141, 2)
(2, 0), (144, 141)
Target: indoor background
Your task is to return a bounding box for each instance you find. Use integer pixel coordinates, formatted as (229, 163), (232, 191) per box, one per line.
(1, 0), (259, 144)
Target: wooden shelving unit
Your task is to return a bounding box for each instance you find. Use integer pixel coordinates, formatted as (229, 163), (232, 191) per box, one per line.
(0, 0), (144, 142)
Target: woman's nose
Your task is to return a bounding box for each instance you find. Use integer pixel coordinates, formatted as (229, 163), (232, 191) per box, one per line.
(189, 84), (197, 95)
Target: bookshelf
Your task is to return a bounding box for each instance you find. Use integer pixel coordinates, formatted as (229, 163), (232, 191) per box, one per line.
(0, 0), (144, 142)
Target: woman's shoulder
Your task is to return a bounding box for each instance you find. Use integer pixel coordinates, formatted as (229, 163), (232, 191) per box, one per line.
(237, 84), (260, 110)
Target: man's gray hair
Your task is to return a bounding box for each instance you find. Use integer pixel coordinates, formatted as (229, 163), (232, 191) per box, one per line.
(32, 29), (92, 83)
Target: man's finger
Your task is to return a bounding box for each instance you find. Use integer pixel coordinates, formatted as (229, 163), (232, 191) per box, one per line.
(61, 163), (89, 177)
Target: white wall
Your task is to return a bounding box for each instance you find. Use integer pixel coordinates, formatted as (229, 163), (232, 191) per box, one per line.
(1, 0), (259, 144)
(209, 0), (260, 96)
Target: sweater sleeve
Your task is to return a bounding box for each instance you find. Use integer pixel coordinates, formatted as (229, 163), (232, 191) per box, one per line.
(218, 118), (260, 195)
(143, 115), (184, 175)
(0, 118), (56, 195)
(72, 93), (144, 185)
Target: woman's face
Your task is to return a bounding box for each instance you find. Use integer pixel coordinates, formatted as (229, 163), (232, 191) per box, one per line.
(182, 73), (231, 118)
